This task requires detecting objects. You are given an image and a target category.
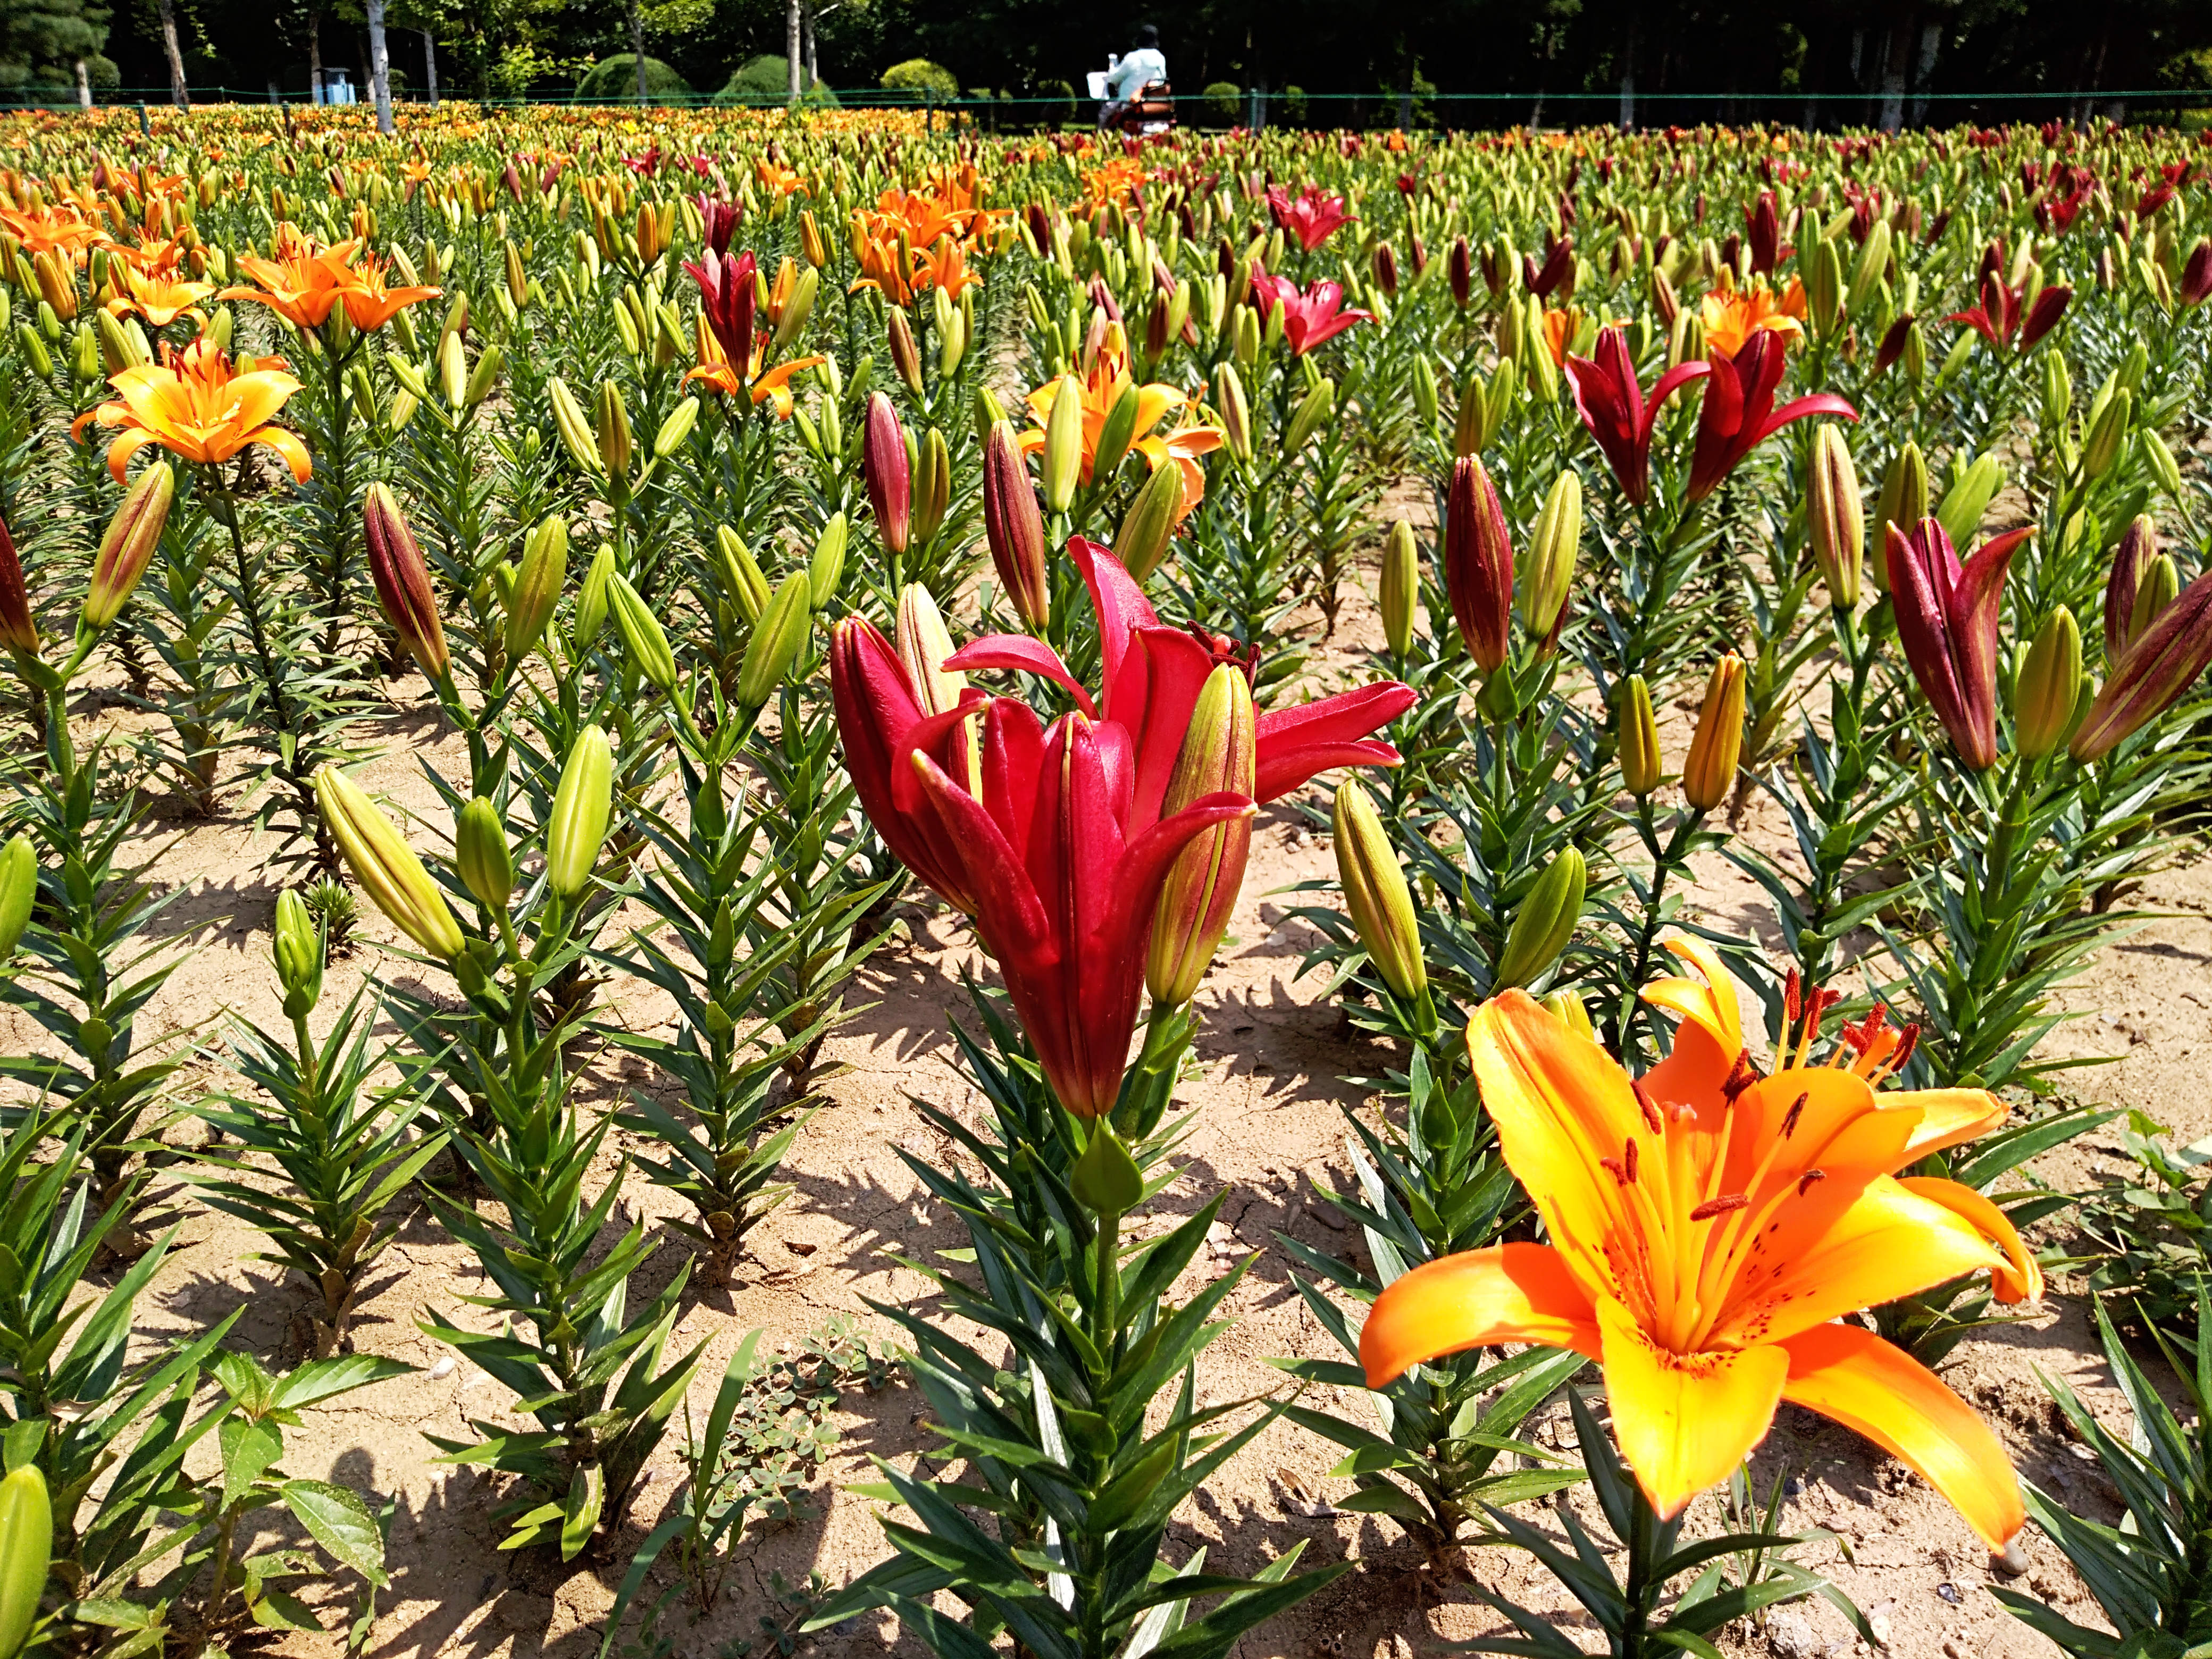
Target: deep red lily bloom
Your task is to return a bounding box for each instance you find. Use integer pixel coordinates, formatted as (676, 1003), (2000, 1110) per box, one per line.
(1266, 183), (1354, 253)
(693, 191), (740, 255)
(1686, 332), (1857, 502)
(946, 538), (1415, 815)
(1947, 272), (2070, 353)
(684, 247), (757, 368)
(1563, 325), (1712, 507)
(1884, 516), (2034, 771)
(1249, 272), (1373, 356)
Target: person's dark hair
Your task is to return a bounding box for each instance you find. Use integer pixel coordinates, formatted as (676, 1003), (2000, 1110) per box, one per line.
(1133, 23), (1159, 49)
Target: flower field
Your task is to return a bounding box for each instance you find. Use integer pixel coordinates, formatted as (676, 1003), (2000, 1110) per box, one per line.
(0, 97), (2207, 1659)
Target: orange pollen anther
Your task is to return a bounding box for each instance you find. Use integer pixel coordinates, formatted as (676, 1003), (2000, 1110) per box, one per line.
(1689, 1193), (1750, 1221)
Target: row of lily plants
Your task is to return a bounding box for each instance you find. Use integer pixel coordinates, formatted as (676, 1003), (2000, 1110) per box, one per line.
(0, 96), (2201, 1659)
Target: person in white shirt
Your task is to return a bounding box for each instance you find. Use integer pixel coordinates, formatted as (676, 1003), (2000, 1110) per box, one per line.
(1099, 26), (1167, 129)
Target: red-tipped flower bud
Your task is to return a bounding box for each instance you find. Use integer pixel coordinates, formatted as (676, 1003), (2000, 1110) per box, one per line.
(1444, 455), (1513, 675)
(363, 482), (449, 682)
(864, 391), (911, 555)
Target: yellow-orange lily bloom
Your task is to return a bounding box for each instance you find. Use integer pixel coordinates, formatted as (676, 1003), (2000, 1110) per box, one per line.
(104, 264), (215, 328)
(328, 252), (441, 332)
(220, 228), (359, 330)
(1016, 326), (1222, 515)
(1361, 937), (2031, 1551)
(1699, 275), (1807, 361)
(911, 235), (980, 300)
(682, 316), (824, 420)
(71, 338), (312, 485)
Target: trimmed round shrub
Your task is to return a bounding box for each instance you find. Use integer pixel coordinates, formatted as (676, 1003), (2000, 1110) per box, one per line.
(881, 58), (959, 99)
(576, 55), (690, 102)
(715, 55), (840, 106)
(1203, 81), (1241, 123)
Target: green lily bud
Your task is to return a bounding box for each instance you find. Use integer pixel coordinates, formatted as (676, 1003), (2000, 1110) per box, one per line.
(1543, 987), (1597, 1041)
(0, 1463), (51, 1659)
(2014, 604), (2083, 763)
(574, 543), (616, 649)
(608, 571), (677, 692)
(1284, 376), (1335, 453)
(83, 460), (174, 630)
(594, 379), (633, 481)
(1846, 219), (1891, 320)
(1212, 361), (1251, 461)
(548, 375), (604, 475)
(437, 328), (467, 408)
(0, 835), (36, 963)
(1682, 653), (1747, 812)
(272, 886), (323, 1018)
(1934, 453), (2001, 554)
(1381, 521), (1419, 657)
(2081, 387), (2131, 481)
(2133, 552), (2180, 648)
(455, 796), (515, 912)
(1521, 467), (1581, 648)
(1412, 356), (1438, 425)
(971, 384), (1008, 447)
(1495, 847), (1586, 990)
(1331, 777), (1425, 1002)
(886, 304), (924, 399)
(314, 766), (465, 960)
(1807, 424), (1864, 609)
(773, 266), (819, 353)
(652, 395), (699, 459)
(1146, 664), (1258, 1008)
(506, 516), (567, 664)
(1619, 673), (1663, 797)
(1937, 329), (1976, 383)
(1872, 442), (1929, 596)
(912, 426), (951, 544)
(1092, 381), (1142, 480)
(2146, 429), (2183, 499)
(545, 724), (614, 900)
(1040, 375), (1085, 512)
(1452, 367), (1487, 458)
(809, 513), (848, 609)
(1115, 460), (1184, 583)
(739, 572), (813, 711)
(1805, 236), (1842, 335)
(716, 526), (770, 621)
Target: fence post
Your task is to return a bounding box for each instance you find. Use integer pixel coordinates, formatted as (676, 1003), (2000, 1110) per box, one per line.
(137, 102), (149, 137)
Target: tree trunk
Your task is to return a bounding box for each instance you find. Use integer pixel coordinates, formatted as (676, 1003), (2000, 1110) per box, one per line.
(629, 0), (647, 100)
(422, 30), (438, 104)
(1878, 21), (1909, 132)
(1909, 21), (1939, 125)
(156, 0), (188, 107)
(1618, 16), (1637, 130)
(802, 4), (817, 93)
(366, 0), (393, 133)
(308, 9), (322, 103)
(1397, 56), (1413, 130)
(786, 0), (802, 104)
(75, 57), (90, 107)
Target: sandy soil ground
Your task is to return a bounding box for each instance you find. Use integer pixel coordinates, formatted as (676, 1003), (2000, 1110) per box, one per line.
(16, 552), (2209, 1659)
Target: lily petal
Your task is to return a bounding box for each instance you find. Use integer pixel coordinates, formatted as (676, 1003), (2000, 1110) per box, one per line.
(1360, 1244), (1601, 1388)
(1599, 1296), (1788, 1522)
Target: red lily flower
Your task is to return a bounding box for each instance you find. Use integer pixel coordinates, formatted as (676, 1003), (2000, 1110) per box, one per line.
(684, 247), (757, 368)
(1563, 325), (1712, 507)
(945, 538), (1415, 816)
(1266, 183), (1355, 253)
(1249, 272), (1373, 356)
(693, 191), (740, 255)
(1947, 272), (2070, 353)
(1686, 332), (1857, 502)
(1884, 517), (2035, 771)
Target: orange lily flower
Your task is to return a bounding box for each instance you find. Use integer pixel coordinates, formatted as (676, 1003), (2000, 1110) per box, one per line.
(220, 226), (359, 330)
(328, 252), (441, 332)
(909, 235), (979, 300)
(756, 156), (808, 199)
(1361, 937), (2031, 1551)
(849, 226), (914, 307)
(104, 264), (215, 328)
(1015, 324), (1222, 513)
(0, 204), (98, 261)
(1541, 306), (1579, 368)
(71, 337), (312, 485)
(1699, 273), (1807, 361)
(682, 316), (824, 419)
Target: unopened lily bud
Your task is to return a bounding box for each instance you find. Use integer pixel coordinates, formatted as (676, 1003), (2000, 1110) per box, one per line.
(363, 483), (449, 682)
(716, 525), (770, 621)
(548, 376), (603, 475)
(1040, 376), (1085, 512)
(1619, 674), (1663, 796)
(607, 571), (677, 692)
(1495, 847), (1586, 990)
(773, 267), (819, 352)
(2081, 387), (2131, 481)
(1092, 381), (1143, 481)
(809, 513), (848, 608)
(886, 305), (924, 399)
(271, 886), (324, 1016)
(1444, 455), (1513, 675)
(1412, 356), (1439, 426)
(15, 323), (48, 378)
(1847, 219), (1891, 320)
(545, 724), (614, 900)
(574, 543), (616, 648)
(912, 426), (951, 544)
(2145, 429), (2183, 500)
(2103, 515), (2161, 661)
(1381, 521), (1419, 657)
(799, 208), (827, 269)
(314, 765), (465, 960)
(0, 517), (35, 656)
(1212, 362), (1251, 461)
(83, 460), (174, 630)
(983, 421), (1049, 627)
(1452, 368), (1487, 458)
(1285, 376), (1335, 453)
(739, 571), (814, 711)
(438, 329), (467, 407)
(1522, 467), (1581, 649)
(1147, 663), (1258, 1007)
(652, 396), (699, 460)
(895, 583), (965, 717)
(1807, 424), (1864, 608)
(2073, 566), (2212, 763)
(1872, 442), (1929, 596)
(2014, 604), (2082, 763)
(594, 379), (632, 481)
(506, 516), (567, 663)
(455, 796), (515, 914)
(0, 834), (36, 963)
(1935, 453), (2004, 554)
(1804, 236), (1842, 335)
(1543, 987), (1596, 1040)
(1682, 653), (1747, 812)
(1332, 778), (1425, 1002)
(32, 250), (74, 320)
(864, 392), (911, 553)
(0, 1462), (51, 1659)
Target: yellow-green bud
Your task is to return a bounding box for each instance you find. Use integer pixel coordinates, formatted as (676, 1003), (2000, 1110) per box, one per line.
(1381, 521), (1419, 658)
(1115, 460), (1184, 583)
(1412, 356), (1438, 426)
(1619, 674), (1663, 797)
(1872, 442), (1929, 595)
(1846, 219), (1891, 320)
(1213, 361), (1252, 462)
(1284, 376), (1335, 453)
(608, 571), (677, 692)
(1522, 467), (1581, 647)
(2146, 429), (2183, 499)
(506, 517), (567, 664)
(83, 460), (174, 630)
(455, 796), (515, 912)
(594, 380), (633, 480)
(739, 572), (813, 711)
(574, 543), (616, 649)
(2081, 387), (2131, 481)
(2014, 604), (2083, 763)
(1805, 236), (1842, 336)
(1934, 453), (2001, 556)
(1452, 367), (1486, 458)
(716, 525), (770, 621)
(548, 376), (603, 475)
(1040, 375), (1085, 512)
(652, 395), (699, 459)
(1543, 987), (1597, 1041)
(313, 766), (465, 960)
(1494, 847), (1586, 990)
(1331, 778), (1425, 1002)
(0, 835), (33, 965)
(1146, 664), (1257, 1007)
(438, 329), (467, 408)
(545, 725), (614, 900)
(809, 513), (848, 608)
(912, 426), (951, 544)
(1807, 424), (1864, 609)
(272, 886), (323, 1018)
(0, 1463), (51, 1659)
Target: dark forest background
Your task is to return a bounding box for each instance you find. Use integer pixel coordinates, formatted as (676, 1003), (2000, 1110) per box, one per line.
(9, 0), (2212, 120)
